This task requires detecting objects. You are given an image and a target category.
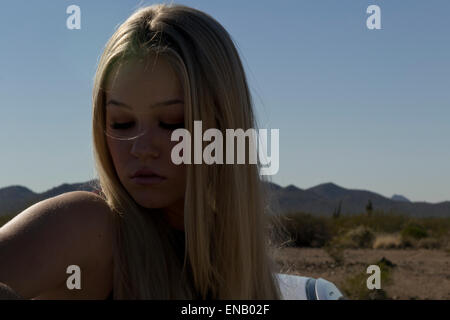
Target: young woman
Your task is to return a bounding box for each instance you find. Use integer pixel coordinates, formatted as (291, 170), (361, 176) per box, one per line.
(0, 3), (286, 299)
(0, 3), (343, 300)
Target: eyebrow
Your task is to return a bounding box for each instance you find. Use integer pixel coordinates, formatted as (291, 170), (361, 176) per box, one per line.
(106, 98), (184, 109)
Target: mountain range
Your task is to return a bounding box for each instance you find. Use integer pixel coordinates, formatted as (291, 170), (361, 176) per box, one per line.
(266, 182), (450, 217)
(0, 180), (449, 218)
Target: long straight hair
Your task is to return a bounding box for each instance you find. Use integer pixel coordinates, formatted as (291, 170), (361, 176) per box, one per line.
(91, 3), (288, 299)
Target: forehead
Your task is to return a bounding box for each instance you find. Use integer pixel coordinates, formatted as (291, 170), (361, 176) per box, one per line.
(104, 56), (184, 109)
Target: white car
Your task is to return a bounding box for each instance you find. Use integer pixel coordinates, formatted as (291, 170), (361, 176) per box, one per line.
(276, 273), (345, 300)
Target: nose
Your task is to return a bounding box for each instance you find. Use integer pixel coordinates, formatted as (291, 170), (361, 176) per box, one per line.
(129, 127), (161, 160)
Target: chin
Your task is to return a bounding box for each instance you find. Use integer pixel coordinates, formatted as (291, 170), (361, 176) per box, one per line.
(134, 194), (172, 209)
(122, 178), (184, 211)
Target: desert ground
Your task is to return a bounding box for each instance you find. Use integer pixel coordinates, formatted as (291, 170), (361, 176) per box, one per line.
(274, 247), (450, 300)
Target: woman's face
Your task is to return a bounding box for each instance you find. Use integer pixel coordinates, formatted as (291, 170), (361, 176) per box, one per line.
(104, 56), (186, 230)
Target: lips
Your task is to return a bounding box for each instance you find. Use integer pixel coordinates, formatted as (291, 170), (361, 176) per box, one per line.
(130, 168), (166, 185)
(131, 168), (165, 179)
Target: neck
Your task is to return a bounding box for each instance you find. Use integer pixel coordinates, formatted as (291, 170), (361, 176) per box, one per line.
(163, 199), (185, 231)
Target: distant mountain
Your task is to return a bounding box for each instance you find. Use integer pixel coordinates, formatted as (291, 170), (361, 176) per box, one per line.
(391, 194), (411, 202)
(266, 182), (450, 218)
(0, 180), (101, 217)
(1, 180), (449, 218)
(0, 186), (36, 217)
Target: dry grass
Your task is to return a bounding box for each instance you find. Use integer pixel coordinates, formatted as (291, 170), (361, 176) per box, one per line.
(373, 234), (402, 249)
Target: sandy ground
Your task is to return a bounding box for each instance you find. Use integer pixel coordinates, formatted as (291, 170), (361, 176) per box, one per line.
(274, 247), (450, 300)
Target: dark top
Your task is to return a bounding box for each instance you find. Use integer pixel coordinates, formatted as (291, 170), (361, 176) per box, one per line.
(105, 225), (205, 300)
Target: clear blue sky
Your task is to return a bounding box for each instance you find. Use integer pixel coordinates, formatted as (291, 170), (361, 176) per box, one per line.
(0, 0), (449, 203)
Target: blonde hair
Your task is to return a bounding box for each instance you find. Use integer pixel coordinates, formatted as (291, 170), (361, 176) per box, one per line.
(92, 3), (288, 299)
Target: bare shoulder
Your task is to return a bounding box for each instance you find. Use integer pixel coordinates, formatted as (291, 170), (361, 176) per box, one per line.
(1, 191), (115, 256)
(48, 190), (115, 233)
(2, 190), (113, 224)
(0, 191), (115, 299)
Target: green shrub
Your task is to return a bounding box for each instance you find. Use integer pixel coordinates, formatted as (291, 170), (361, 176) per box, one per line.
(401, 223), (428, 240)
(332, 226), (375, 248)
(275, 210), (450, 249)
(347, 226), (375, 248)
(282, 212), (333, 247)
(341, 257), (394, 300)
(332, 211), (407, 235)
(417, 218), (450, 238)
(341, 271), (389, 300)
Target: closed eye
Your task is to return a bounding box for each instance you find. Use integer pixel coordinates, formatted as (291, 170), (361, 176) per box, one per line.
(110, 122), (134, 130)
(159, 122), (184, 130)
(109, 121), (183, 131)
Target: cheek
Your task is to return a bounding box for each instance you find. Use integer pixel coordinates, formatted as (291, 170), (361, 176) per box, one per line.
(107, 138), (129, 173)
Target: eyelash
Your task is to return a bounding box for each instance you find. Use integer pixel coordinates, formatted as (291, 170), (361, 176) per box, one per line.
(110, 122), (184, 131)
(159, 121), (185, 130)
